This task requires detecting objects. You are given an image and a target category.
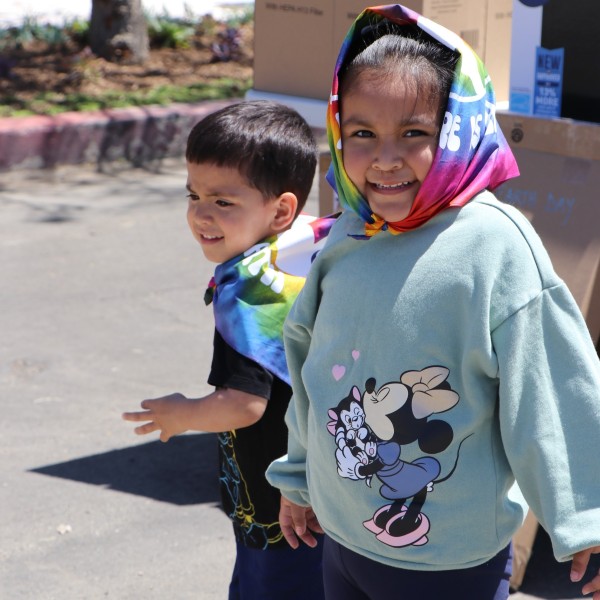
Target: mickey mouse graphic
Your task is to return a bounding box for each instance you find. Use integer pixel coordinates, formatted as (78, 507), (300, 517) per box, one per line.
(330, 366), (466, 548)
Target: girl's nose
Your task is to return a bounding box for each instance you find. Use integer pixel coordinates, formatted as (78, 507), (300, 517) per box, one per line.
(372, 138), (403, 171)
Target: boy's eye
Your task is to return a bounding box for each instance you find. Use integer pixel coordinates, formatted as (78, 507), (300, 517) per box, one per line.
(186, 193), (199, 201)
(353, 129), (374, 138)
(216, 199), (233, 207)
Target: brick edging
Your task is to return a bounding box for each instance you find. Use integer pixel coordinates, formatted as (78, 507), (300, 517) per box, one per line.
(0, 99), (240, 172)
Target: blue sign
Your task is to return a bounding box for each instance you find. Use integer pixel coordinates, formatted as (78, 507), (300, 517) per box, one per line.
(510, 92), (532, 114)
(533, 47), (564, 118)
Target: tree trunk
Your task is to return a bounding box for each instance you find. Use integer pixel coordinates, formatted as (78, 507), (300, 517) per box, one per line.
(90, 0), (149, 64)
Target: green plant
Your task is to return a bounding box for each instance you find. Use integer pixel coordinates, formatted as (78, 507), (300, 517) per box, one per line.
(65, 18), (90, 47)
(0, 78), (252, 118)
(0, 23), (34, 51)
(223, 5), (254, 28)
(0, 17), (79, 51)
(197, 15), (218, 38)
(146, 14), (195, 49)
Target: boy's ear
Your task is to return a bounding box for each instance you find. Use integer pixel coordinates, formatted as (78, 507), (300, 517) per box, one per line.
(272, 192), (298, 232)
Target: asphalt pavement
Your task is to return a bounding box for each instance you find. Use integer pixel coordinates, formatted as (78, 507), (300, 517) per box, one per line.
(1, 159), (596, 599)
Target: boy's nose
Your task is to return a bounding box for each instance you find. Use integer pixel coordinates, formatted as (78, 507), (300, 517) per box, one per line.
(189, 204), (212, 223)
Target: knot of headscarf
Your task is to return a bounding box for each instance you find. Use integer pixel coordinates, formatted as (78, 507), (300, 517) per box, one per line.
(205, 213), (337, 384)
(365, 214), (393, 237)
(326, 4), (519, 237)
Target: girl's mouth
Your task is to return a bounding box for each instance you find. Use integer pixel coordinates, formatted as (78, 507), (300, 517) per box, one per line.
(201, 233), (223, 242)
(372, 181), (411, 191)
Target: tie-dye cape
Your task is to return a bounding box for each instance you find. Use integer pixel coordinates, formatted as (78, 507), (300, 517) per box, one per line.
(327, 4), (519, 235)
(205, 214), (337, 385)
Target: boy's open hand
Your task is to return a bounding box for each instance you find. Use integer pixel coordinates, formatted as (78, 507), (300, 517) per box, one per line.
(571, 546), (600, 599)
(279, 496), (323, 549)
(122, 393), (192, 442)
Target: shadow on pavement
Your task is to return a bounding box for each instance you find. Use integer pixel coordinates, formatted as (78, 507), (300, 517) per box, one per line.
(29, 433), (221, 506)
(27, 431), (600, 597)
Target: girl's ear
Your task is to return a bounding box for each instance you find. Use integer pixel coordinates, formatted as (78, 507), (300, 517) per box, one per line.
(272, 192), (298, 232)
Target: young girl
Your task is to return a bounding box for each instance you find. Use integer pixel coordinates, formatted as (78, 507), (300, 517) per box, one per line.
(266, 5), (600, 600)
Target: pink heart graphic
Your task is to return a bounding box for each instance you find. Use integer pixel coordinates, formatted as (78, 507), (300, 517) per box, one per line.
(352, 350), (360, 361)
(332, 365), (346, 381)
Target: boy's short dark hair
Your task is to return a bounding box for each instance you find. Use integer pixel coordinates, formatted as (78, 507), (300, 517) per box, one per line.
(186, 100), (318, 214)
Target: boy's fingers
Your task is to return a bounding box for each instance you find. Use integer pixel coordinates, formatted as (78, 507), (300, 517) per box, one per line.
(122, 410), (151, 422)
(134, 422), (159, 436)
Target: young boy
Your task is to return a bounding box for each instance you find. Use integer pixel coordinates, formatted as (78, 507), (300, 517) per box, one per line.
(123, 100), (332, 599)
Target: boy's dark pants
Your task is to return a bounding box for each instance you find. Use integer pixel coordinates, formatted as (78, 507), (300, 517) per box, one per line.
(228, 535), (325, 600)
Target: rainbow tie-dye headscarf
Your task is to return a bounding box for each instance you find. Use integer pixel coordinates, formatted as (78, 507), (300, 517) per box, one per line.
(327, 4), (519, 235)
(205, 214), (337, 385)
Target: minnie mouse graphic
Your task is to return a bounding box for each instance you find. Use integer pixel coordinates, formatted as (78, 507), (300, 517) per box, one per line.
(329, 366), (469, 548)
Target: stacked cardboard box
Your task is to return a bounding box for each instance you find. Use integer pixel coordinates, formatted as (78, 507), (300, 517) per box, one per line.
(253, 0), (512, 105)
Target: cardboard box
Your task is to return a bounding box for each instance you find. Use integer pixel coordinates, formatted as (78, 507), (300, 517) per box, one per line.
(253, 1), (335, 100)
(318, 145), (336, 217)
(496, 112), (600, 343)
(509, 0), (600, 122)
(332, 0), (488, 61)
(484, 0), (513, 105)
(253, 0), (512, 104)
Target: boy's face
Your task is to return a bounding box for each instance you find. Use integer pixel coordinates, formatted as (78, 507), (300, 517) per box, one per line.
(186, 162), (286, 264)
(340, 69), (442, 223)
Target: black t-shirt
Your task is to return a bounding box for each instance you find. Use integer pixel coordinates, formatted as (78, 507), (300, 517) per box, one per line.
(208, 329), (291, 550)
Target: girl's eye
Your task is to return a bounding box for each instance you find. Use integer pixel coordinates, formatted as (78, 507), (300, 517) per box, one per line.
(354, 129), (374, 138)
(216, 199), (233, 207)
(405, 129), (425, 138)
(186, 193), (199, 201)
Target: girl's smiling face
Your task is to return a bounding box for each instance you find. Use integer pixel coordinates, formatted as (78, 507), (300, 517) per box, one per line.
(340, 69), (443, 223)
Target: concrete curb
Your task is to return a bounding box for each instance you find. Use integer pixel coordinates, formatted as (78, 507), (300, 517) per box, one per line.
(0, 99), (240, 172)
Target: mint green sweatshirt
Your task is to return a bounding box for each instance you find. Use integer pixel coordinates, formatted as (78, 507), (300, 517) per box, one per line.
(267, 191), (600, 570)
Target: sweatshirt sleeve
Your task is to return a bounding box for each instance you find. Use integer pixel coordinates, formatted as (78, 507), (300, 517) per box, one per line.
(265, 270), (320, 507)
(493, 281), (600, 562)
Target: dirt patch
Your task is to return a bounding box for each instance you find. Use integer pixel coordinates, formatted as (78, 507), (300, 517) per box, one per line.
(0, 19), (253, 112)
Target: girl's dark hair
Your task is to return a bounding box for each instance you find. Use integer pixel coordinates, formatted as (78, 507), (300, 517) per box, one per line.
(186, 100), (317, 213)
(340, 22), (460, 115)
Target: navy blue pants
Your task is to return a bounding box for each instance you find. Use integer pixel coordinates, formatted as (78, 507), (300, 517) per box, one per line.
(228, 536), (325, 600)
(323, 536), (512, 600)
